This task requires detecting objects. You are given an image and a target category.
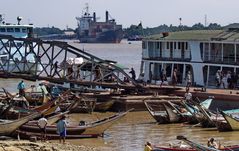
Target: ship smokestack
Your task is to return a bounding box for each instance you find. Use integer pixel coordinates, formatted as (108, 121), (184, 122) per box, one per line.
(106, 11), (109, 22)
(93, 12), (96, 22)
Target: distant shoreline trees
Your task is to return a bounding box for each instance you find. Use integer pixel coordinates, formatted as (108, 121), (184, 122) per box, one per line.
(33, 23), (223, 39)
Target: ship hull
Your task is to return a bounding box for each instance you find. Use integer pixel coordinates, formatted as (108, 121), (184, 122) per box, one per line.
(79, 29), (123, 43)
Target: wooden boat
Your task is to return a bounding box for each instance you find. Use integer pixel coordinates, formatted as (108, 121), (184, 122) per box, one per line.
(94, 100), (115, 112)
(181, 98), (215, 127)
(60, 96), (96, 113)
(179, 98), (213, 125)
(2, 88), (16, 99)
(153, 146), (196, 151)
(221, 111), (239, 131)
(215, 119), (232, 132)
(0, 112), (40, 135)
(2, 97), (59, 120)
(193, 102), (216, 128)
(167, 101), (197, 124)
(216, 109), (239, 131)
(27, 111), (69, 126)
(17, 109), (133, 139)
(144, 101), (169, 124)
(163, 102), (181, 123)
(33, 98), (55, 112)
(154, 136), (239, 151)
(193, 102), (239, 131)
(176, 135), (239, 151)
(144, 100), (194, 124)
(213, 109), (239, 132)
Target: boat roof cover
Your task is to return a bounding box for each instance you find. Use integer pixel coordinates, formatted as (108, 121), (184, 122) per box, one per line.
(144, 30), (239, 42)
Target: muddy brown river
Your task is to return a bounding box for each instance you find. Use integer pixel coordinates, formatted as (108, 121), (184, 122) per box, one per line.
(65, 111), (239, 151)
(1, 78), (239, 151)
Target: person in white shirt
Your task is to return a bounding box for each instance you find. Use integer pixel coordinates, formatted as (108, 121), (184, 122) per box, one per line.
(184, 88), (192, 102)
(186, 71), (192, 88)
(37, 115), (48, 141)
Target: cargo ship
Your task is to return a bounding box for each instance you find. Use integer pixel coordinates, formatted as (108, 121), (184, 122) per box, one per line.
(76, 5), (123, 43)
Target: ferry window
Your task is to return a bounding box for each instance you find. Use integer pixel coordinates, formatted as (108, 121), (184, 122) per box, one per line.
(166, 42), (169, 49)
(142, 41), (147, 49)
(0, 28), (6, 32)
(178, 42), (181, 49)
(170, 42), (173, 50)
(236, 44), (239, 62)
(174, 42), (176, 49)
(185, 42), (188, 50)
(182, 42), (185, 50)
(15, 28), (20, 32)
(156, 42), (160, 49)
(223, 44), (234, 63)
(6, 28), (14, 32)
(200, 43), (203, 60)
(22, 28), (27, 33)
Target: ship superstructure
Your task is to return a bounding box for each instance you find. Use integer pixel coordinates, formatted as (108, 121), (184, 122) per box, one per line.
(76, 5), (123, 43)
(0, 14), (42, 73)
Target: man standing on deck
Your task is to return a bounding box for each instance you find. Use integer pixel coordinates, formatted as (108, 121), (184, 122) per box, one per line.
(172, 68), (178, 87)
(129, 68), (136, 80)
(57, 115), (67, 144)
(184, 87), (192, 103)
(17, 80), (25, 97)
(160, 69), (165, 87)
(37, 115), (48, 141)
(186, 71), (192, 89)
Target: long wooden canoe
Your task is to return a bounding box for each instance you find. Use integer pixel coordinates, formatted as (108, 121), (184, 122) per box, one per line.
(154, 137), (239, 151)
(17, 109), (133, 139)
(0, 112), (40, 135)
(176, 135), (239, 151)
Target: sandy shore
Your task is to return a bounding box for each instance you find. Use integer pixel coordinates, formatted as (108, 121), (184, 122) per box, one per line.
(0, 140), (111, 151)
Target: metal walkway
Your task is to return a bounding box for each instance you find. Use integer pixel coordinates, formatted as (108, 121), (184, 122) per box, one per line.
(0, 34), (144, 91)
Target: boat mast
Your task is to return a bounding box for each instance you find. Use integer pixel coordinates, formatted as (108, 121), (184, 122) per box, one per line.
(0, 14), (4, 24)
(84, 3), (90, 17)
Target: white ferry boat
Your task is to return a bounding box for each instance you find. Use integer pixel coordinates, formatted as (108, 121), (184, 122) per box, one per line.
(0, 14), (42, 74)
(140, 26), (239, 88)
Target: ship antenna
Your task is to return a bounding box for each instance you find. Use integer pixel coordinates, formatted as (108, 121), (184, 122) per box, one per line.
(0, 14), (4, 24)
(85, 3), (89, 16)
(17, 16), (22, 25)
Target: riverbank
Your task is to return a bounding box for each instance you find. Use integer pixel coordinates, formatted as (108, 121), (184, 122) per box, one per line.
(0, 140), (110, 151)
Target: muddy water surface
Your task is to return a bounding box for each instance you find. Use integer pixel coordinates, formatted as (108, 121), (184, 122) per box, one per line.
(66, 111), (239, 151)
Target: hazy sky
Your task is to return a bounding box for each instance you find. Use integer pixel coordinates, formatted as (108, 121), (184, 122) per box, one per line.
(2, 0), (239, 29)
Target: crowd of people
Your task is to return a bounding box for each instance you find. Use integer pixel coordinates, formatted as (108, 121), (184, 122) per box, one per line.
(215, 70), (238, 89)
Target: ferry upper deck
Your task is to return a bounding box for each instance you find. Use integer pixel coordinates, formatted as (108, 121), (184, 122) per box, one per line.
(141, 26), (239, 88)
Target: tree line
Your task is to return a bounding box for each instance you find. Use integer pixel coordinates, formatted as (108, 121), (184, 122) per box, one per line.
(33, 23), (222, 38)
